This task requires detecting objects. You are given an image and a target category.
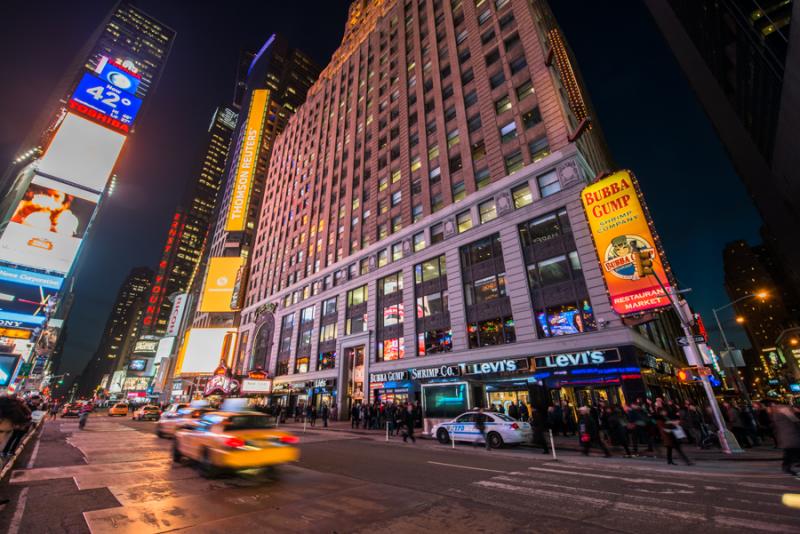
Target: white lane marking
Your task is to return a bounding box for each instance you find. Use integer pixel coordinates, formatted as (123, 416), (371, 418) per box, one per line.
(427, 461), (507, 474)
(8, 487), (29, 534)
(25, 438), (40, 469)
(524, 466), (695, 488)
(715, 515), (799, 533)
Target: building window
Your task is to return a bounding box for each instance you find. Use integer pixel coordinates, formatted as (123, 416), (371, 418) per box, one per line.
(537, 170), (560, 197)
(392, 242), (403, 261)
(479, 199), (497, 223)
(377, 337), (405, 361)
(452, 181), (466, 202)
(509, 55), (527, 75)
(522, 106), (542, 129)
(464, 90), (478, 107)
(413, 231), (426, 252)
(380, 271), (403, 296)
(504, 150), (524, 174)
(318, 350), (336, 370)
(412, 204), (424, 222)
(519, 209), (572, 246)
(516, 79), (534, 100)
(431, 193), (444, 212)
(499, 120), (517, 142)
(347, 285), (368, 306)
(378, 248), (389, 267)
(464, 273), (507, 305)
(322, 297), (338, 317)
(529, 137), (550, 162)
(360, 258), (370, 275)
(467, 317), (516, 348)
(417, 328), (453, 356)
(495, 95), (511, 114)
(319, 323), (338, 342)
(391, 215), (403, 233)
(431, 223), (444, 244)
(489, 70), (505, 89)
(511, 182), (533, 208)
(381, 303), (404, 326)
(346, 313), (367, 335)
(475, 167), (491, 189)
(456, 210), (473, 233)
(414, 255), (447, 283)
(416, 291), (448, 318)
(391, 190), (402, 206)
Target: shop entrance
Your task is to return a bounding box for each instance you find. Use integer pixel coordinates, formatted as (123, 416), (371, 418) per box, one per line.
(486, 390), (530, 414)
(344, 346), (365, 416)
(552, 385), (625, 408)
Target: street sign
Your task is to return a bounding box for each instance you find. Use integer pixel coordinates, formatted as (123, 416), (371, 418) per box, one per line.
(677, 335), (705, 346)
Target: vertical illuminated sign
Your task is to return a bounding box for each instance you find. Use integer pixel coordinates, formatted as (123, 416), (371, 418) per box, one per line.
(225, 90), (269, 231)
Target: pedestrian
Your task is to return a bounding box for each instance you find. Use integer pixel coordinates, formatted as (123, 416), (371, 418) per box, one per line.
(753, 401), (776, 447)
(627, 401), (654, 455)
(351, 403), (360, 429)
(656, 409), (693, 465)
(768, 402), (800, 477)
(78, 402), (91, 431)
(518, 400), (530, 422)
(605, 406), (632, 457)
(310, 405), (317, 426)
(321, 403), (329, 428)
(402, 403), (416, 443)
(387, 402), (397, 436)
(474, 407), (491, 450)
(684, 404), (704, 448)
(306, 403), (313, 425)
(562, 401), (576, 436)
(414, 400), (423, 428)
(48, 402), (59, 421)
(531, 407), (549, 454)
(0, 397), (32, 459)
(723, 401), (751, 448)
(578, 406), (610, 457)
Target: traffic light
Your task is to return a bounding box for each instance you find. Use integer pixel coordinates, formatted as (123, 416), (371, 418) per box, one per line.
(677, 367), (698, 382)
(636, 250), (655, 276)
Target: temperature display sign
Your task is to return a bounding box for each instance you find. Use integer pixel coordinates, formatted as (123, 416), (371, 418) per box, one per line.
(70, 72), (142, 133)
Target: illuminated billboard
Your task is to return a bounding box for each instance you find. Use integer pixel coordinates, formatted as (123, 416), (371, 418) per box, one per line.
(225, 89), (269, 231)
(0, 266), (62, 319)
(37, 113), (126, 192)
(198, 257), (244, 312)
(70, 72), (142, 133)
(0, 354), (20, 387)
(581, 170), (672, 316)
(0, 177), (97, 274)
(174, 328), (237, 375)
(95, 57), (142, 95)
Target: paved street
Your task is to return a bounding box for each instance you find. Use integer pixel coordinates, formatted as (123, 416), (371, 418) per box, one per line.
(0, 414), (799, 533)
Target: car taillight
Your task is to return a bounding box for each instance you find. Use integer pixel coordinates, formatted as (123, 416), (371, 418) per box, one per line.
(279, 435), (299, 444)
(510, 423), (519, 430)
(224, 437), (246, 449)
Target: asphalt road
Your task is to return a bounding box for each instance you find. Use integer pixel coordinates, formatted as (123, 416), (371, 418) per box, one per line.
(1, 413), (799, 533)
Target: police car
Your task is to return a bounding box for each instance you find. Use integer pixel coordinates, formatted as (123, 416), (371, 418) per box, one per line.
(432, 411), (533, 448)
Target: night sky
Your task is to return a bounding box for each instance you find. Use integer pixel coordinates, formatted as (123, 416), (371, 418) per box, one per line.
(0, 0), (760, 379)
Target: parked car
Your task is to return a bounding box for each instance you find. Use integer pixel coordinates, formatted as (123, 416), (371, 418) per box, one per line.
(173, 411), (298, 477)
(431, 411), (533, 448)
(108, 403), (129, 417)
(132, 405), (162, 421)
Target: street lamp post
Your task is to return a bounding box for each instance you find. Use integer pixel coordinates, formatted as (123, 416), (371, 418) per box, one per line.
(712, 292), (767, 402)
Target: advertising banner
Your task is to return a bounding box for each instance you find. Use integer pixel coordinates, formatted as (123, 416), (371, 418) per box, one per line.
(199, 257), (244, 312)
(240, 378), (272, 394)
(581, 170), (672, 316)
(166, 293), (187, 336)
(0, 311), (45, 329)
(0, 178), (97, 274)
(0, 328), (32, 340)
(95, 57), (142, 95)
(174, 328), (237, 375)
(70, 72), (142, 133)
(34, 323), (61, 358)
(37, 113), (126, 192)
(0, 266), (62, 321)
(109, 370), (126, 393)
(225, 89), (269, 231)
(0, 354), (21, 387)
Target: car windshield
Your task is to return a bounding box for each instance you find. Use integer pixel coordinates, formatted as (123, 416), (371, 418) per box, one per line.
(492, 413), (515, 422)
(223, 415), (277, 431)
(144, 407), (159, 411)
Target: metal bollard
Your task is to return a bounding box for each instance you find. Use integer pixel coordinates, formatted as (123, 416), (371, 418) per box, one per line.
(452, 431), (455, 449)
(303, 419), (307, 433)
(386, 421), (389, 441)
(548, 429), (557, 461)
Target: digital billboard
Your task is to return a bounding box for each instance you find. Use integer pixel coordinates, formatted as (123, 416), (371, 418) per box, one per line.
(95, 57), (142, 95)
(70, 72), (142, 133)
(174, 328), (237, 375)
(198, 257), (244, 312)
(129, 359), (147, 372)
(37, 112), (126, 192)
(154, 337), (174, 363)
(0, 266), (62, 320)
(0, 178), (97, 274)
(581, 170), (672, 316)
(0, 354), (21, 387)
(225, 89), (269, 231)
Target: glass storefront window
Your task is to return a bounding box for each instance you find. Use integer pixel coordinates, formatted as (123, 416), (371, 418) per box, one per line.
(318, 351), (336, 370)
(417, 328), (453, 356)
(467, 316), (516, 348)
(536, 301), (596, 338)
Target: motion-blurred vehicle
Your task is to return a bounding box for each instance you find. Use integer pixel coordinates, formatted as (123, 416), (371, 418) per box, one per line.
(173, 411), (299, 477)
(132, 405), (161, 421)
(61, 403), (81, 418)
(156, 407), (214, 438)
(107, 403), (129, 417)
(431, 411), (532, 448)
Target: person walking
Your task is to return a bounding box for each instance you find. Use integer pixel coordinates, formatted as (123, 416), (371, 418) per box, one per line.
(578, 406), (611, 457)
(321, 403), (329, 428)
(768, 403), (800, 477)
(475, 408), (491, 450)
(309, 405), (317, 427)
(753, 401), (776, 447)
(605, 406), (632, 457)
(48, 402), (59, 421)
(351, 403), (360, 429)
(330, 404), (338, 423)
(508, 401), (519, 421)
(78, 402), (91, 431)
(518, 400), (530, 422)
(656, 409), (693, 465)
(531, 406), (549, 454)
(402, 403), (416, 443)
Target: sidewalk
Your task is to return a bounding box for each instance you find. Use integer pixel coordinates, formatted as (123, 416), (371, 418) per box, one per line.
(276, 419), (783, 462)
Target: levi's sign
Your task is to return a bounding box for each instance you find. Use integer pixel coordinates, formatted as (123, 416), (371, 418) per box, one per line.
(534, 349), (621, 369)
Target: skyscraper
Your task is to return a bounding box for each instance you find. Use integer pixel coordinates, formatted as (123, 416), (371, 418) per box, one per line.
(222, 0), (687, 417)
(78, 266), (152, 396)
(141, 106), (238, 335)
(645, 0), (800, 298)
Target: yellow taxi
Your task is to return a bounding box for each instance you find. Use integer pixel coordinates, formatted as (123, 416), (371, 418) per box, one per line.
(172, 411), (299, 476)
(107, 403), (129, 417)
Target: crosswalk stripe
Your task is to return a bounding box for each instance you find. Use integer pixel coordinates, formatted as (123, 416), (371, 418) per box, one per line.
(523, 466), (695, 488)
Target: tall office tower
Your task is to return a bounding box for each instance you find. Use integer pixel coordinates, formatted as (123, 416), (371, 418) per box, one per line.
(229, 0), (688, 418)
(172, 35), (320, 388)
(141, 106), (238, 335)
(0, 2), (174, 393)
(78, 266), (152, 396)
(645, 0), (800, 298)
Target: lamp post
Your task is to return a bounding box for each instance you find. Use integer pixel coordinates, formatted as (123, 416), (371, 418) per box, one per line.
(712, 292), (767, 402)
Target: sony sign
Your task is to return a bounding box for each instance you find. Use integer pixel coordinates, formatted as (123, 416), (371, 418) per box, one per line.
(534, 349), (621, 369)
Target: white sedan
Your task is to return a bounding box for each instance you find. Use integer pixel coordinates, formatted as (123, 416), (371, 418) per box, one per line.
(432, 411), (532, 448)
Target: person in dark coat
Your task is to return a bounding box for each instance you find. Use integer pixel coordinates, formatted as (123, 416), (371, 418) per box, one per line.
(768, 403), (800, 476)
(578, 406), (610, 457)
(474, 408), (491, 450)
(350, 404), (360, 429)
(507, 401), (519, 420)
(518, 401), (529, 422)
(321, 403), (329, 428)
(605, 406), (632, 457)
(656, 409), (693, 465)
(309, 405), (317, 426)
(401, 404), (416, 443)
(531, 407), (549, 454)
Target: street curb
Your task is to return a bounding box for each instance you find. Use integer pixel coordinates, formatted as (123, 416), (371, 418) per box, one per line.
(0, 419), (44, 482)
(283, 423), (782, 462)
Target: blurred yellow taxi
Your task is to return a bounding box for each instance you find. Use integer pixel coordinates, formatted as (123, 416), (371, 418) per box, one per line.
(107, 403), (129, 417)
(172, 411), (299, 476)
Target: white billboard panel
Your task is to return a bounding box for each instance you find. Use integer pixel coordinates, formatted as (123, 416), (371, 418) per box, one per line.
(176, 328), (237, 375)
(154, 337), (174, 363)
(38, 113), (126, 192)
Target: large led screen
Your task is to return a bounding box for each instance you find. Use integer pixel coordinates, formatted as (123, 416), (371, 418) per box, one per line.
(198, 257), (244, 312)
(0, 266), (62, 321)
(70, 72), (142, 131)
(174, 328), (237, 375)
(0, 354), (21, 387)
(37, 113), (126, 192)
(0, 178), (97, 274)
